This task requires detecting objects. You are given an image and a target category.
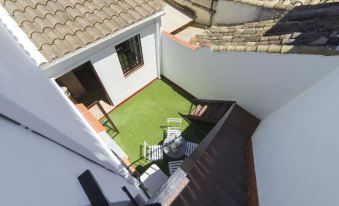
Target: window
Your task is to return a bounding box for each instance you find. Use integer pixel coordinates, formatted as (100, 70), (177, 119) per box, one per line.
(115, 35), (143, 76)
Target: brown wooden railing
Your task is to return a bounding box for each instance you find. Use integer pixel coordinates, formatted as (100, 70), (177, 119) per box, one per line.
(88, 100), (119, 136)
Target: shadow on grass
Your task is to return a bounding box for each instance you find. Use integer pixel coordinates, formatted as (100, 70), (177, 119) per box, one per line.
(134, 118), (214, 176)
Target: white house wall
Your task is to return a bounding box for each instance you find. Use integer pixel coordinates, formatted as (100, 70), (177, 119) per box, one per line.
(161, 34), (339, 119)
(251, 67), (339, 206)
(0, 117), (140, 206)
(91, 23), (158, 105)
(0, 22), (133, 181)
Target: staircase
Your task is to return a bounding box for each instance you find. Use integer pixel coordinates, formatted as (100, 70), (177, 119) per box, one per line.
(187, 99), (234, 124)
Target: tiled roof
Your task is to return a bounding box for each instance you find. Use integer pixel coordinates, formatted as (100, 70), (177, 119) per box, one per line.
(227, 0), (339, 10)
(0, 0), (163, 63)
(190, 3), (339, 55)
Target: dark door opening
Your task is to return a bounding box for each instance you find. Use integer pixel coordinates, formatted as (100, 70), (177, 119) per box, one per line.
(56, 62), (112, 107)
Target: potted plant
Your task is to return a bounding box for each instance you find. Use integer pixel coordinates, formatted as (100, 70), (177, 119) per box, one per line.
(170, 136), (181, 152)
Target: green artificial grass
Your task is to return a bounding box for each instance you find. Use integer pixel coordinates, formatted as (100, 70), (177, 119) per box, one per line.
(108, 79), (212, 175)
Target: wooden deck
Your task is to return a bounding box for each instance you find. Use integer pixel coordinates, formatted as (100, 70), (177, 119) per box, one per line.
(148, 104), (260, 206)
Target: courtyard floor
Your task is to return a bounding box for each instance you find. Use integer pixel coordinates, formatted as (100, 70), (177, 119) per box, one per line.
(108, 79), (212, 175)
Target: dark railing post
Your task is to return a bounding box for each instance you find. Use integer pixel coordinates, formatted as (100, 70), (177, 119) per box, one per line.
(95, 101), (120, 134)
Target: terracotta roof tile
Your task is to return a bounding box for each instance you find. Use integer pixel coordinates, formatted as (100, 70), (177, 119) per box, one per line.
(1, 0), (163, 63)
(190, 3), (339, 56)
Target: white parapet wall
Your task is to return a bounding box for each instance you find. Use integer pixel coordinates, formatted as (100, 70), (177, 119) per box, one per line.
(251, 67), (339, 206)
(161, 33), (339, 119)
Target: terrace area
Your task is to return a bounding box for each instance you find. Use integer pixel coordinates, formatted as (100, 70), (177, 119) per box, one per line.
(107, 78), (213, 175)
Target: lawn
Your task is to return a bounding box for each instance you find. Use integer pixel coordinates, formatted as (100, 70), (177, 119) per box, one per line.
(108, 79), (212, 175)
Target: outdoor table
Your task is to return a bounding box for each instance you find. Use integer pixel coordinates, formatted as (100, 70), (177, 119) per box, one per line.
(163, 134), (187, 158)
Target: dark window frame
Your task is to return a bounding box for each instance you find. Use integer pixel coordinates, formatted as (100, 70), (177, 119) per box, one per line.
(115, 35), (144, 76)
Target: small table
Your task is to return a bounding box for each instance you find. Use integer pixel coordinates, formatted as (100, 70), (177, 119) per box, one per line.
(163, 134), (187, 158)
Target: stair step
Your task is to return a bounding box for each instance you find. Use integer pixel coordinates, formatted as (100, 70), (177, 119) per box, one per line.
(191, 104), (204, 116)
(207, 104), (224, 122)
(187, 100), (233, 124)
(211, 103), (230, 122)
(190, 104), (199, 116)
(196, 104), (208, 117)
(200, 103), (213, 118)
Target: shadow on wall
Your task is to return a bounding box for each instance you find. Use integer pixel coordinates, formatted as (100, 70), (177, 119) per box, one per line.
(264, 3), (339, 54)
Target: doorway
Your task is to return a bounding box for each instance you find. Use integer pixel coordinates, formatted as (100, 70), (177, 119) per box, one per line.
(56, 62), (112, 107)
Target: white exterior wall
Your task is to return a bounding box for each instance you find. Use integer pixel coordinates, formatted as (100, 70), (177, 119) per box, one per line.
(0, 117), (140, 206)
(0, 21), (134, 178)
(161, 34), (339, 119)
(92, 23), (158, 105)
(44, 14), (163, 106)
(213, 1), (285, 25)
(252, 67), (339, 206)
(0, 19), (142, 205)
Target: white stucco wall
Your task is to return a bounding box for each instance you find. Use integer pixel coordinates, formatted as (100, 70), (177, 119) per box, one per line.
(0, 21), (142, 205)
(213, 1), (285, 25)
(0, 117), (140, 206)
(0, 21), (134, 177)
(44, 14), (162, 107)
(92, 23), (158, 105)
(161, 34), (339, 119)
(252, 67), (339, 206)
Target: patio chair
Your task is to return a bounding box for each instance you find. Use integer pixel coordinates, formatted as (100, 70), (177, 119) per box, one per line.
(167, 118), (182, 127)
(185, 142), (198, 156)
(143, 141), (163, 161)
(168, 160), (183, 175)
(167, 127), (181, 137)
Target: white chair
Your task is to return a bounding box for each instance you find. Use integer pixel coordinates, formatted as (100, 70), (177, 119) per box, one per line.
(168, 160), (183, 175)
(144, 141), (163, 161)
(167, 118), (182, 127)
(185, 142), (198, 156)
(167, 127), (181, 137)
